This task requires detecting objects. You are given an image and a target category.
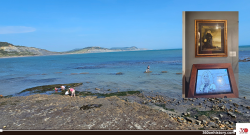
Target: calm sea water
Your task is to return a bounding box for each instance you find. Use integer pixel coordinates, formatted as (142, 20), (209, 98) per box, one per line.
(0, 46), (249, 99)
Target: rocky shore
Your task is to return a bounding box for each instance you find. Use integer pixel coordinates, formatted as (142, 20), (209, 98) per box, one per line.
(1, 87), (250, 130)
(239, 57), (250, 62)
(0, 94), (196, 130)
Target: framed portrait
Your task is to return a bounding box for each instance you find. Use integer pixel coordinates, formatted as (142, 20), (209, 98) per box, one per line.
(188, 63), (238, 98)
(195, 20), (227, 57)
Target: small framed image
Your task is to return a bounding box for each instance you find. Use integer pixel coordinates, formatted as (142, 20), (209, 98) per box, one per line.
(188, 63), (238, 98)
(195, 20), (227, 57)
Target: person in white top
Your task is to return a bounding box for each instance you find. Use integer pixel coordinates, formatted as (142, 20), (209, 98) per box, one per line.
(61, 86), (65, 90)
(65, 90), (69, 95)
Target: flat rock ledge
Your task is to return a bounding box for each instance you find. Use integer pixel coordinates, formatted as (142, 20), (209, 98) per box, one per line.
(0, 94), (201, 130)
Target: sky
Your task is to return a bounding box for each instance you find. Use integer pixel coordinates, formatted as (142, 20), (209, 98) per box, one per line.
(0, 0), (250, 52)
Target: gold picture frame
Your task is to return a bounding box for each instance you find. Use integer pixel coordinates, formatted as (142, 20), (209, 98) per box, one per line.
(195, 20), (227, 57)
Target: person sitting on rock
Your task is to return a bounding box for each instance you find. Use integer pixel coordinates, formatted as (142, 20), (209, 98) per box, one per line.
(54, 87), (58, 91)
(69, 88), (75, 97)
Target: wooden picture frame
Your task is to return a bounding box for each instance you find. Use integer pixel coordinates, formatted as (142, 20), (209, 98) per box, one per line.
(195, 20), (227, 57)
(188, 63), (238, 98)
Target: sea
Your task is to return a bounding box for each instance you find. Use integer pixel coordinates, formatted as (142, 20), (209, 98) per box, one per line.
(0, 46), (249, 99)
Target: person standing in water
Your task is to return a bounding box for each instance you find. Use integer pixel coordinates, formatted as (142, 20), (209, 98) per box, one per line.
(146, 65), (150, 72)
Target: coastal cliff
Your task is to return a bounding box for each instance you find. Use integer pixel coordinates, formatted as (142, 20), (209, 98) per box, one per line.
(0, 42), (61, 57)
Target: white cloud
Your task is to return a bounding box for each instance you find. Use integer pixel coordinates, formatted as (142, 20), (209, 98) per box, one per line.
(0, 26), (36, 34)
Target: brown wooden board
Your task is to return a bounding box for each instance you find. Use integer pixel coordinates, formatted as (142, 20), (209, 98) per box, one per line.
(188, 63), (238, 98)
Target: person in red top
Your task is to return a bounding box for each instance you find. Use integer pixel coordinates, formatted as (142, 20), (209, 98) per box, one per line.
(69, 88), (75, 97)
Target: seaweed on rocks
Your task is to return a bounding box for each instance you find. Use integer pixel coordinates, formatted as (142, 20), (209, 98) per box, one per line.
(186, 108), (250, 125)
(95, 91), (140, 97)
(79, 104), (102, 110)
(16, 83), (83, 96)
(155, 104), (175, 112)
(4, 82), (141, 98)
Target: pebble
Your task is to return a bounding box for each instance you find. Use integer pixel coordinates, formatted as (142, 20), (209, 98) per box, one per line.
(211, 117), (219, 121)
(233, 103), (239, 108)
(95, 88), (100, 90)
(202, 120), (207, 124)
(186, 117), (196, 123)
(220, 105), (225, 110)
(220, 114), (223, 118)
(244, 97), (246, 99)
(228, 120), (233, 124)
(208, 122), (216, 127)
(3, 126), (6, 128)
(228, 112), (236, 118)
(198, 115), (209, 121)
(196, 120), (201, 125)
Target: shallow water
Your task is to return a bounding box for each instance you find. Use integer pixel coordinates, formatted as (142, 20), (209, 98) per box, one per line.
(0, 47), (249, 99)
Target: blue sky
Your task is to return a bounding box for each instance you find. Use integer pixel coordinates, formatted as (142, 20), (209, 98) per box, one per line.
(0, 0), (249, 52)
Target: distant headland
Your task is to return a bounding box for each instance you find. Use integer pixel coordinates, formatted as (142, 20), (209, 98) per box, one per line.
(0, 42), (148, 58)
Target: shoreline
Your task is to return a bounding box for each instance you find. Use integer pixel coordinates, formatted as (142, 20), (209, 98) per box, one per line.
(1, 83), (250, 130)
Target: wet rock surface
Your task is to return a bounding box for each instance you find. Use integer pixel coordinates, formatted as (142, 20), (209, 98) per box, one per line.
(239, 57), (250, 62)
